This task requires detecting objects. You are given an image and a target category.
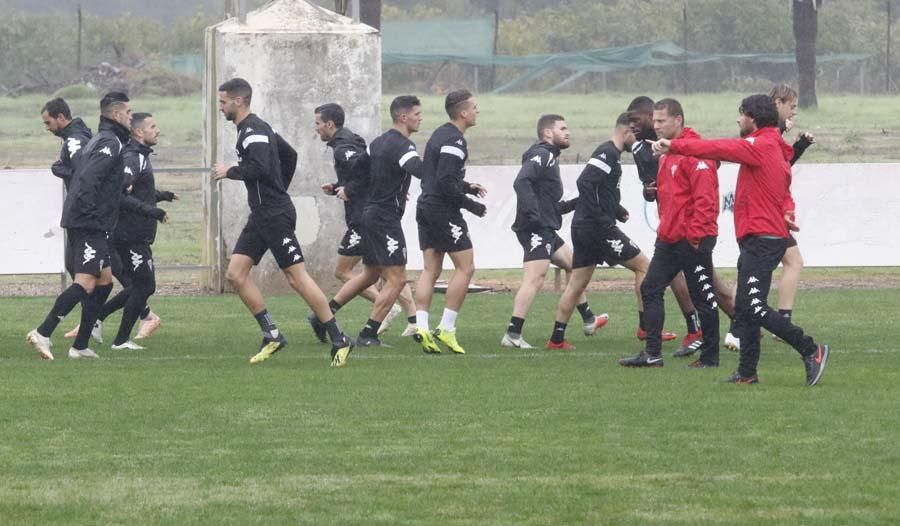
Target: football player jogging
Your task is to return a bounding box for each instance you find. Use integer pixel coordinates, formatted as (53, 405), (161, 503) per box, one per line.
(40, 97), (91, 281)
(88, 112), (175, 349)
(547, 113), (646, 350)
(652, 94), (830, 386)
(314, 95), (425, 353)
(619, 99), (721, 369)
(26, 92), (132, 360)
(502, 114), (607, 350)
(313, 103), (417, 339)
(626, 96), (711, 355)
(413, 90), (487, 354)
(212, 78), (352, 366)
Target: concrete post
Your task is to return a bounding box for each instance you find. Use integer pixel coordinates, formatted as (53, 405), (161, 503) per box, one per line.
(203, 0), (381, 295)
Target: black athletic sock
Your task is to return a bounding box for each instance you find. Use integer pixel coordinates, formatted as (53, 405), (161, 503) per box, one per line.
(359, 318), (381, 339)
(114, 287), (152, 346)
(328, 299), (342, 314)
(684, 310), (700, 334)
(140, 304), (151, 320)
(638, 310), (646, 331)
(324, 318), (344, 343)
(507, 316), (525, 337)
(550, 321), (567, 344)
(98, 288), (129, 322)
(576, 302), (594, 322)
(407, 315), (416, 324)
(254, 309), (279, 338)
(778, 309), (792, 320)
(37, 283), (89, 337)
(73, 283), (112, 350)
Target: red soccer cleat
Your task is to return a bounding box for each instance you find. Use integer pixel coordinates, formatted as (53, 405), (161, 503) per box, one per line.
(636, 327), (677, 342)
(545, 340), (576, 351)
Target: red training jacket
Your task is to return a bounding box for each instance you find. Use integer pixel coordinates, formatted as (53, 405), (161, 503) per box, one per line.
(655, 128), (719, 245)
(669, 126), (794, 241)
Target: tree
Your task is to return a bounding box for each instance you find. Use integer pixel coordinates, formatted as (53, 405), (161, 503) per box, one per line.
(793, 0), (824, 108)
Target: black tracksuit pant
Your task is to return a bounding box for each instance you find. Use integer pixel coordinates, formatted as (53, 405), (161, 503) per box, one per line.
(641, 237), (720, 364)
(735, 236), (817, 377)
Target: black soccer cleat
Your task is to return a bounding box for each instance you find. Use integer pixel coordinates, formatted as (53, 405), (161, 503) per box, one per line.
(355, 335), (387, 348)
(330, 335), (354, 368)
(307, 313), (328, 344)
(724, 371), (759, 384)
(250, 333), (288, 364)
(803, 344), (830, 386)
(687, 358), (718, 369)
(618, 351), (664, 368)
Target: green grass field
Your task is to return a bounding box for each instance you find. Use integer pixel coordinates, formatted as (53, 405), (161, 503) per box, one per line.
(2, 288), (899, 525)
(4, 91), (900, 168)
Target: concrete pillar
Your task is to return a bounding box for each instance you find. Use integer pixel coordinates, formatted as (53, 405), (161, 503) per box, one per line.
(203, 0), (381, 295)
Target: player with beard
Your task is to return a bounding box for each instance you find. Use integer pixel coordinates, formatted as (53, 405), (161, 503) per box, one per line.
(653, 94), (830, 386)
(502, 114), (607, 350)
(26, 92), (132, 360)
(213, 78), (352, 366)
(313, 103), (417, 339)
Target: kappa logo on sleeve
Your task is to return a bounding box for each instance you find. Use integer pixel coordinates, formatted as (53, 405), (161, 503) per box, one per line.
(529, 155), (542, 165)
(697, 161), (710, 170)
(66, 138), (82, 156)
(99, 146), (113, 156)
(344, 150), (356, 160)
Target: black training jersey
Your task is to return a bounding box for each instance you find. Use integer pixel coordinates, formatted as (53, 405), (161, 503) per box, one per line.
(572, 141), (628, 231)
(327, 127), (368, 227)
(226, 113), (294, 218)
(361, 128), (423, 219)
(51, 117), (92, 190)
(61, 117), (130, 232)
(511, 141), (565, 232)
(418, 122), (481, 215)
(116, 140), (170, 244)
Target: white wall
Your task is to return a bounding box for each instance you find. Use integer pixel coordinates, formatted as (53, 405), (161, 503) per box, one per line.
(0, 169), (65, 274)
(402, 163), (900, 270)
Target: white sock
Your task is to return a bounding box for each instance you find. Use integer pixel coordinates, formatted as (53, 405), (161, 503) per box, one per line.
(416, 310), (429, 330)
(440, 308), (458, 331)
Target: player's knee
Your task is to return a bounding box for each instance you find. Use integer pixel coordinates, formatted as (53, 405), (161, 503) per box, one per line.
(225, 268), (247, 287)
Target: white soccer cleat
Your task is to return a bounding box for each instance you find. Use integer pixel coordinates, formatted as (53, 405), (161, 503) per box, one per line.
(500, 333), (534, 349)
(68, 347), (99, 359)
(63, 324), (80, 339)
(377, 304), (403, 335)
(583, 313), (610, 336)
(91, 320), (103, 344)
(26, 329), (54, 360)
(135, 313), (161, 339)
(111, 341), (145, 351)
(724, 332), (741, 352)
(401, 323), (417, 337)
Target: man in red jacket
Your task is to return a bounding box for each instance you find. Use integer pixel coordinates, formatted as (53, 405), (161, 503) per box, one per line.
(620, 99), (720, 368)
(652, 94), (830, 386)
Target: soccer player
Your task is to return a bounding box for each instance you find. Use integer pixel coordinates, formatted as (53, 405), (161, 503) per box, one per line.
(313, 95), (425, 350)
(619, 99), (721, 368)
(627, 96), (705, 355)
(502, 114), (606, 349)
(41, 97), (92, 279)
(90, 112), (175, 349)
(413, 90), (486, 354)
(26, 92), (132, 360)
(546, 113), (646, 350)
(652, 94), (830, 386)
(212, 78), (352, 366)
(313, 102), (417, 339)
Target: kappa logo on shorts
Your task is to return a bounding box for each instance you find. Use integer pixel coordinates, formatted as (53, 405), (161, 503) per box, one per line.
(529, 233), (543, 252)
(747, 276), (759, 284)
(287, 246), (297, 253)
(695, 265), (705, 272)
(347, 229), (361, 248)
(449, 222), (463, 244)
(702, 284), (712, 291)
(129, 249), (143, 271)
(293, 254), (301, 262)
(751, 298), (761, 305)
(607, 238), (624, 256)
(698, 273), (709, 282)
(82, 242), (96, 265)
(707, 292), (715, 301)
(749, 287), (760, 295)
(282, 237), (291, 246)
(386, 235), (399, 256)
